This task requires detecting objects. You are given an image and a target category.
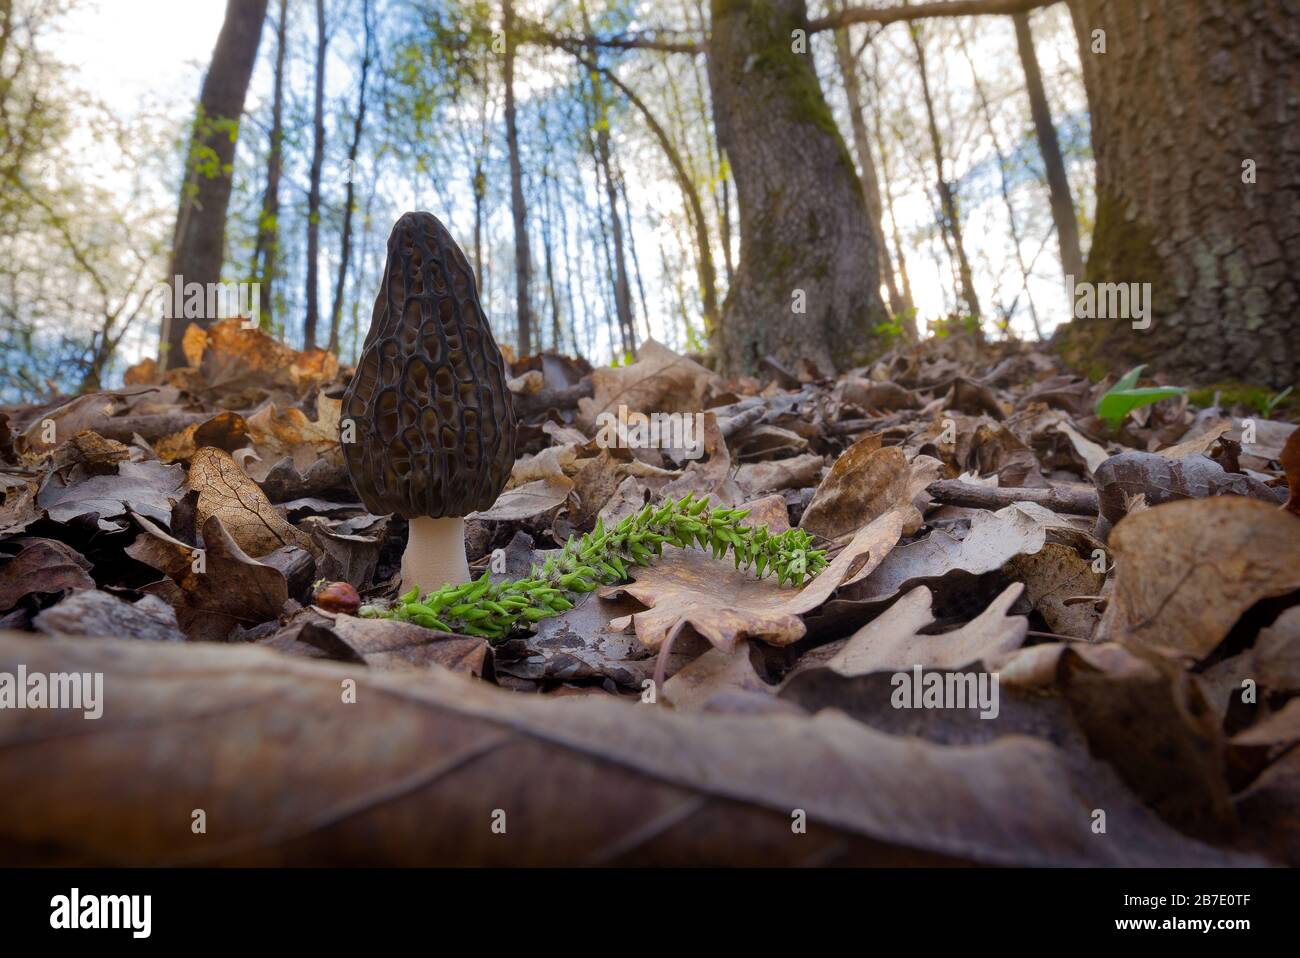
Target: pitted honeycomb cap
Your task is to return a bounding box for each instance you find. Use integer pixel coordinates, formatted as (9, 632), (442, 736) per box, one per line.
(341, 211), (516, 519)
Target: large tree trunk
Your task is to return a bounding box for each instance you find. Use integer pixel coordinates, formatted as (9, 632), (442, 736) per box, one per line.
(250, 0), (287, 332)
(162, 0), (268, 368)
(303, 0), (327, 351)
(503, 0), (533, 356)
(1013, 10), (1083, 285)
(1060, 0), (1300, 387)
(707, 0), (886, 376)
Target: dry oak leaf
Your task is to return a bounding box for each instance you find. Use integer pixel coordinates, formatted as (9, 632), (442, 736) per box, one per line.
(604, 503), (919, 651)
(1281, 424), (1300, 515)
(800, 436), (941, 544)
(844, 503), (1052, 605)
(1097, 497), (1300, 660)
(993, 640), (1234, 838)
(0, 538), (95, 611)
(127, 513), (289, 643)
(0, 633), (1256, 866)
(37, 458), (186, 531)
(816, 583), (1026, 678)
(661, 639), (779, 712)
(471, 476), (574, 523)
(189, 447), (318, 559)
(1003, 541), (1106, 639)
(576, 339), (717, 434)
(154, 411), (250, 463)
(13, 387), (162, 460)
(244, 395), (342, 474)
(306, 614), (487, 676)
(180, 318), (339, 399)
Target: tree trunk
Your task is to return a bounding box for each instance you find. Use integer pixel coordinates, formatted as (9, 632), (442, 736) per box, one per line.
(162, 0), (268, 368)
(1013, 9), (1083, 285)
(303, 0), (327, 351)
(910, 20), (981, 320)
(503, 0), (532, 356)
(707, 0), (886, 376)
(833, 20), (904, 319)
(250, 0), (287, 332)
(594, 88), (636, 356)
(1060, 0), (1300, 387)
(329, 0), (372, 353)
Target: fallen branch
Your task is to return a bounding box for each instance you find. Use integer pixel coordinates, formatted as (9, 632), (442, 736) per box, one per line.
(514, 381), (593, 418)
(927, 479), (1099, 515)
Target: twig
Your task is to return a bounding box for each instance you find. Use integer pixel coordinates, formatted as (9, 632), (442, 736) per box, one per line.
(927, 479), (1099, 515)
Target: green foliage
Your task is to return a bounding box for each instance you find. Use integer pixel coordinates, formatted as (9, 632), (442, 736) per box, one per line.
(365, 493), (829, 641)
(1095, 364), (1185, 431)
(930, 314), (981, 339)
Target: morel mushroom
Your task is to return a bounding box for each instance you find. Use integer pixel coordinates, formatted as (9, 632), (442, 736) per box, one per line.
(341, 211), (516, 592)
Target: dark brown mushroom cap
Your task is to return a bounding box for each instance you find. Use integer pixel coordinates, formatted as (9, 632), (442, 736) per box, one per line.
(341, 211), (516, 519)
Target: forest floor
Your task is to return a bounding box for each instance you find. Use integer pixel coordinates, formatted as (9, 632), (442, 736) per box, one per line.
(0, 319), (1298, 866)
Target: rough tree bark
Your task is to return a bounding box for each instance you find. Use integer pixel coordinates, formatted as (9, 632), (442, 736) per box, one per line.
(1012, 9), (1083, 285)
(707, 0), (887, 376)
(1060, 0), (1300, 387)
(162, 0), (268, 368)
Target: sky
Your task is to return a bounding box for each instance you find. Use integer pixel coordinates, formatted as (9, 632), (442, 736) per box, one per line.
(49, 0), (1091, 366)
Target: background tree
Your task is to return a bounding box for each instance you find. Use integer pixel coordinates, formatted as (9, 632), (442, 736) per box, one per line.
(707, 0), (887, 375)
(1058, 0), (1299, 387)
(162, 0), (269, 368)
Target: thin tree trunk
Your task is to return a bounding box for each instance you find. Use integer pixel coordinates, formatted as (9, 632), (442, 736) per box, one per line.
(162, 0), (269, 368)
(833, 18), (904, 318)
(503, 0), (532, 356)
(303, 0), (327, 351)
(957, 21), (1042, 340)
(250, 0), (287, 332)
(870, 62), (914, 314)
(909, 19), (980, 320)
(329, 0), (372, 353)
(585, 54), (718, 338)
(1013, 9), (1083, 285)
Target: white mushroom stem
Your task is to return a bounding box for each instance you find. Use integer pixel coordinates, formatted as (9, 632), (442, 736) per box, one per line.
(400, 515), (470, 595)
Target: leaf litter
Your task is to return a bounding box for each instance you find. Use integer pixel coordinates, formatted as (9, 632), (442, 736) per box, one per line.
(0, 323), (1296, 865)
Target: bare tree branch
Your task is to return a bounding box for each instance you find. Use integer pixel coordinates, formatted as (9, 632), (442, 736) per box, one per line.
(808, 0), (1058, 33)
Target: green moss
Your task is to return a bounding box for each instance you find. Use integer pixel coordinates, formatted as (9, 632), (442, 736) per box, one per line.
(718, 0), (861, 196)
(1056, 189), (1170, 379)
(1187, 381), (1298, 418)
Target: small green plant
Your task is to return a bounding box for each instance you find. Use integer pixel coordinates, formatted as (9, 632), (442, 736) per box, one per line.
(1259, 386), (1294, 418)
(364, 493), (829, 641)
(1095, 364), (1186, 431)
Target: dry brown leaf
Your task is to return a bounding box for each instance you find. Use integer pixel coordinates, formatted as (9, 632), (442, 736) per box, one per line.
(0, 538), (95, 610)
(1003, 542), (1106, 639)
(820, 583), (1026, 677)
(0, 632), (1253, 866)
(800, 438), (940, 544)
(128, 514), (289, 642)
(605, 504), (917, 651)
(189, 447), (317, 558)
(844, 503), (1051, 605)
(1099, 497), (1300, 659)
(576, 340), (717, 433)
(245, 395), (342, 474)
